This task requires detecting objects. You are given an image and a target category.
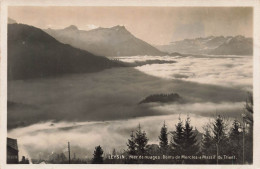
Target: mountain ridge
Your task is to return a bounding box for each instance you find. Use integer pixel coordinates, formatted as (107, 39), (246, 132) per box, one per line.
(157, 35), (253, 56)
(44, 25), (170, 56)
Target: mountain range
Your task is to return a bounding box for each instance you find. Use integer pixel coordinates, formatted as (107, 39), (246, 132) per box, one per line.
(44, 25), (169, 56)
(8, 23), (123, 80)
(156, 35), (253, 56)
(8, 18), (252, 81)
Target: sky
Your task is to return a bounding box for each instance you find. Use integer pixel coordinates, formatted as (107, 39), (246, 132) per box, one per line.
(8, 6), (253, 45)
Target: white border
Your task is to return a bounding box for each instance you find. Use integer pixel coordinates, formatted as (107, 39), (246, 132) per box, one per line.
(1, 0), (260, 169)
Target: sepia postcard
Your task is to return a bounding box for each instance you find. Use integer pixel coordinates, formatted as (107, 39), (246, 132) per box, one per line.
(0, 0), (260, 169)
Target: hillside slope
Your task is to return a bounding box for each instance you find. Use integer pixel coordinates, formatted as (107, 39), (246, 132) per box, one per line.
(8, 24), (122, 80)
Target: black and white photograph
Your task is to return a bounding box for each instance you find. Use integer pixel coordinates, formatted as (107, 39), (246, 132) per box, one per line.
(1, 1), (260, 167)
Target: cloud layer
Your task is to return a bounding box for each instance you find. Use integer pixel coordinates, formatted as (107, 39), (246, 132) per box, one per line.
(7, 55), (251, 161)
(8, 65), (249, 129)
(9, 111), (237, 160)
(115, 55), (252, 90)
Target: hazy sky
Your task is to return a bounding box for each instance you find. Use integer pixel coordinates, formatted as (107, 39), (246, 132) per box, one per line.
(9, 7), (252, 45)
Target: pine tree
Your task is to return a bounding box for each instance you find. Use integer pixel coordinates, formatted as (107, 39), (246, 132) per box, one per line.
(112, 148), (116, 156)
(92, 145), (104, 164)
(212, 115), (228, 164)
(183, 117), (199, 155)
(230, 120), (241, 140)
(201, 125), (214, 155)
(229, 120), (242, 163)
(135, 124), (148, 155)
(127, 131), (136, 155)
(244, 92), (253, 164)
(59, 153), (67, 163)
(171, 118), (184, 154)
(159, 121), (168, 154)
(245, 92), (253, 115)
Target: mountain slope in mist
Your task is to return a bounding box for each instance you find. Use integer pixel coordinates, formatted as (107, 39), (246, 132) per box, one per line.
(8, 23), (122, 80)
(157, 35), (253, 55)
(45, 25), (168, 56)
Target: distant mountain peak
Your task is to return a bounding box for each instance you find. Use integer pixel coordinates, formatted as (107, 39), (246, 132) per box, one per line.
(64, 25), (78, 30)
(233, 35), (245, 41)
(110, 25), (129, 33)
(111, 25), (126, 29)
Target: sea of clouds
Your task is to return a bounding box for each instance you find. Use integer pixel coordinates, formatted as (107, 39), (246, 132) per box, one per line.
(8, 55), (252, 161)
(115, 55), (252, 90)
